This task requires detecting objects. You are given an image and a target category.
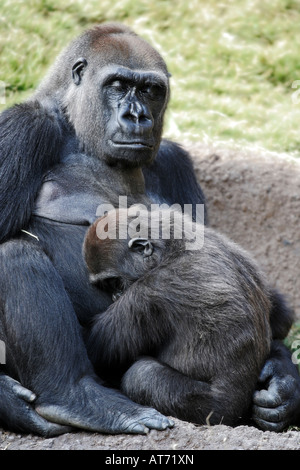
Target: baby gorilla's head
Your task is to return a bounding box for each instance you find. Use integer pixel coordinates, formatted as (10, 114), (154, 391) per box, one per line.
(83, 208), (170, 300)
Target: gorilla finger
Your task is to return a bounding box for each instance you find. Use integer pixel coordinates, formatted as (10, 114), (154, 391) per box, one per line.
(137, 407), (175, 429)
(27, 410), (73, 437)
(253, 416), (288, 433)
(257, 360), (276, 384)
(253, 388), (281, 408)
(123, 422), (149, 435)
(252, 404), (288, 424)
(138, 414), (175, 430)
(12, 383), (36, 403)
(161, 416), (175, 429)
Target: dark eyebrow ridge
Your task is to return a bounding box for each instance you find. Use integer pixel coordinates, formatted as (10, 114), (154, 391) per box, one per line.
(103, 68), (167, 88)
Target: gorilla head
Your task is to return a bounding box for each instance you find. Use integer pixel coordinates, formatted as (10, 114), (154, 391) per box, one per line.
(36, 24), (170, 167)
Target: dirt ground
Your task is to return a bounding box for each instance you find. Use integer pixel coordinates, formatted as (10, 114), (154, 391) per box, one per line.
(189, 142), (300, 321)
(1, 142), (300, 451)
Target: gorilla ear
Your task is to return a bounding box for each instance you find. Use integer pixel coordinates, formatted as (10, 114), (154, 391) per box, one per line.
(128, 238), (154, 257)
(72, 58), (88, 85)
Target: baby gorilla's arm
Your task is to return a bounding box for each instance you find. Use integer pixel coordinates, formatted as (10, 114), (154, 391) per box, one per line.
(86, 276), (170, 372)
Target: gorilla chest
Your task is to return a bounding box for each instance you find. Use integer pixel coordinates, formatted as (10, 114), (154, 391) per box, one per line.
(30, 219), (113, 323)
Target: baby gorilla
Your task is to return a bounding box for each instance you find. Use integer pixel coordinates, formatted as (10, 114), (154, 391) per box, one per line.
(83, 207), (272, 426)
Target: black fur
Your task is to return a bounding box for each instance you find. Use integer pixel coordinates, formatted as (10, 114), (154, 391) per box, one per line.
(0, 22), (298, 435)
(0, 24), (179, 435)
(268, 289), (294, 340)
(84, 208), (272, 426)
(253, 340), (300, 431)
(143, 139), (207, 223)
(0, 101), (64, 242)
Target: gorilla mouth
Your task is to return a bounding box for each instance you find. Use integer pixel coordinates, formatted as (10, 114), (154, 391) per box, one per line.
(110, 140), (154, 150)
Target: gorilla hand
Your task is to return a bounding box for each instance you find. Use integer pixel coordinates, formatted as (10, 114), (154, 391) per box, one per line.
(0, 373), (72, 436)
(252, 341), (300, 432)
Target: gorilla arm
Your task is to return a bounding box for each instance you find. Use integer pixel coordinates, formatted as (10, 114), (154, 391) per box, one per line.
(0, 101), (64, 242)
(86, 277), (169, 375)
(143, 139), (207, 223)
(253, 290), (300, 431)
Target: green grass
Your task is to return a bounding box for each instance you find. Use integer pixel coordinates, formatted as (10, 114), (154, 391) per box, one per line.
(1, 0), (300, 155)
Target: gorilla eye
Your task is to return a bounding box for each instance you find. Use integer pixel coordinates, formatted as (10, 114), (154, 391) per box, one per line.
(111, 80), (122, 88)
(109, 80), (128, 93)
(141, 84), (166, 101)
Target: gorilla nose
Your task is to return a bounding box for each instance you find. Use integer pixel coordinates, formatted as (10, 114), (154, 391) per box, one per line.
(118, 101), (153, 134)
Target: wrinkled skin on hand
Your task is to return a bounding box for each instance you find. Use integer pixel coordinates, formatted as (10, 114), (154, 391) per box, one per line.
(0, 373), (71, 436)
(253, 340), (300, 432)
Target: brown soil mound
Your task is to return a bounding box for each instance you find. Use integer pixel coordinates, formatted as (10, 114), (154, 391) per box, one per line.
(188, 142), (300, 320)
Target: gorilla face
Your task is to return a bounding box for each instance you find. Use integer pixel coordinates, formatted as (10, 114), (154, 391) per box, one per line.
(65, 31), (170, 168)
(101, 65), (169, 167)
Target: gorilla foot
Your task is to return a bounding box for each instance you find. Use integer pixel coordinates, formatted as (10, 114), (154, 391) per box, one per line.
(35, 376), (174, 435)
(36, 403), (173, 435)
(0, 374), (72, 437)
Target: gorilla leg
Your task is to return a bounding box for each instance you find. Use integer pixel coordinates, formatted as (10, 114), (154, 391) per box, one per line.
(0, 240), (172, 435)
(121, 357), (243, 426)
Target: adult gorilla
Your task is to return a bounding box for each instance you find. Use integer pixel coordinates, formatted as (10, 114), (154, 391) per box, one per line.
(0, 24), (299, 435)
